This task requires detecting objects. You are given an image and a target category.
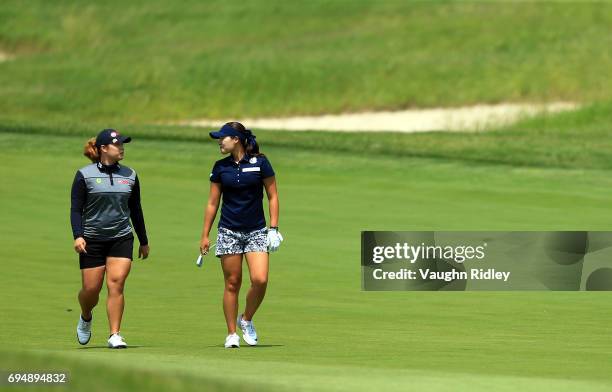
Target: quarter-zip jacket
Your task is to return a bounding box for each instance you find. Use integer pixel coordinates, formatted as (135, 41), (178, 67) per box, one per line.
(70, 162), (148, 244)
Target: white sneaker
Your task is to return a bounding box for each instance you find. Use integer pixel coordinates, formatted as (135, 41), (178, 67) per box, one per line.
(237, 314), (258, 346)
(224, 333), (240, 348)
(76, 314), (92, 345)
(107, 333), (127, 349)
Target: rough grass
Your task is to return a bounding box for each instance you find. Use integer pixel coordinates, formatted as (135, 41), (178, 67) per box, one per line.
(1, 100), (612, 170)
(2, 1), (612, 122)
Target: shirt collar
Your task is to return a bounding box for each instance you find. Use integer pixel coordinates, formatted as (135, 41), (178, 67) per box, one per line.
(97, 161), (121, 172)
(230, 153), (251, 164)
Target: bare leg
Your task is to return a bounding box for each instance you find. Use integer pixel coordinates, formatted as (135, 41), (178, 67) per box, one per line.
(221, 254), (243, 334)
(243, 252), (269, 321)
(105, 257), (131, 334)
(78, 265), (105, 320)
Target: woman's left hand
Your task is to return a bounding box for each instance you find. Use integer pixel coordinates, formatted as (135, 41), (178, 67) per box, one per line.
(267, 229), (283, 252)
(139, 244), (150, 259)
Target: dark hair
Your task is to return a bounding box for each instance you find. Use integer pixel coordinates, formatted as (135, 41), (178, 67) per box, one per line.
(226, 121), (264, 157)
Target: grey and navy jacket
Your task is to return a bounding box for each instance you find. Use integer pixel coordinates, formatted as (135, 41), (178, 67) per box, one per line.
(70, 162), (148, 244)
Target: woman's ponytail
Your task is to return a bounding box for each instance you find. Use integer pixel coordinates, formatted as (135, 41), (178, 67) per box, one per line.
(226, 121), (264, 157)
(83, 137), (100, 162)
(243, 128), (261, 156)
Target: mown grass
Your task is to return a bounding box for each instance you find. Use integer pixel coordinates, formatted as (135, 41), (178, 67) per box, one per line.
(1, 131), (612, 391)
(0, 350), (254, 392)
(2, 1), (612, 123)
(1, 2), (612, 391)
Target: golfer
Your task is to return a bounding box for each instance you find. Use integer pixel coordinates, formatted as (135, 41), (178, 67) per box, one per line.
(200, 121), (283, 348)
(70, 129), (149, 349)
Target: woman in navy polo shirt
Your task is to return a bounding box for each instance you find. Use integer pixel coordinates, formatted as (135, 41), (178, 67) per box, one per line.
(200, 121), (283, 348)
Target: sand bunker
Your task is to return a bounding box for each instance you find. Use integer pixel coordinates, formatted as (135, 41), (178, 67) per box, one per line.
(0, 51), (14, 63)
(178, 102), (577, 133)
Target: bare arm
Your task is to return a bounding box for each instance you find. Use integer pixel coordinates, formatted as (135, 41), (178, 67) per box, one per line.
(200, 181), (222, 254)
(263, 176), (279, 228)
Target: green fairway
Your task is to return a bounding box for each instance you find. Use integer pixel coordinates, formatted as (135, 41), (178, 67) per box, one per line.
(1, 131), (611, 391)
(2, 1), (612, 390)
(3, 1), (612, 122)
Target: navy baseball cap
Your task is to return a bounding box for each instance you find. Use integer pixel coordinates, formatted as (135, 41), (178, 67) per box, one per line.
(95, 129), (132, 147)
(209, 124), (244, 140)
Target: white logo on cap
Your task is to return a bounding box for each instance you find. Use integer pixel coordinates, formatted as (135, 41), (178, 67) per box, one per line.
(110, 132), (117, 137)
(112, 138), (118, 143)
(249, 157), (257, 164)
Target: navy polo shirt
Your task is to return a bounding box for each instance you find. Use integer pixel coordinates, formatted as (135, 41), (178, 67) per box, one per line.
(210, 154), (275, 232)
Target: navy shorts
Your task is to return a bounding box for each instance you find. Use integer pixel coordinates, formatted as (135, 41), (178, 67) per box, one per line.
(215, 227), (268, 258)
(79, 234), (134, 269)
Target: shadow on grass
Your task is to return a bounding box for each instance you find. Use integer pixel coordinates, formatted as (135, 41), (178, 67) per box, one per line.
(75, 345), (145, 349)
(205, 344), (284, 349)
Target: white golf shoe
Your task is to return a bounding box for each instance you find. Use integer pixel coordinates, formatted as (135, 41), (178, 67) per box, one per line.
(237, 314), (258, 346)
(107, 333), (127, 349)
(76, 314), (92, 345)
(224, 333), (240, 348)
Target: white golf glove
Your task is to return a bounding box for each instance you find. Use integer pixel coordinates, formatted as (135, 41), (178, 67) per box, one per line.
(267, 227), (283, 252)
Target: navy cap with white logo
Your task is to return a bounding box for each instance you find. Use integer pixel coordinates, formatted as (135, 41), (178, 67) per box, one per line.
(95, 129), (132, 147)
(209, 124), (244, 141)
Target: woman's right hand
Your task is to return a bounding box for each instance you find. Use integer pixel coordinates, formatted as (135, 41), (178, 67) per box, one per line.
(200, 237), (210, 255)
(74, 237), (87, 254)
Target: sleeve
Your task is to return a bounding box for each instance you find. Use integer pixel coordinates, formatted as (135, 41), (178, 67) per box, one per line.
(261, 156), (275, 178)
(70, 171), (86, 239)
(128, 175), (149, 245)
(210, 161), (222, 183)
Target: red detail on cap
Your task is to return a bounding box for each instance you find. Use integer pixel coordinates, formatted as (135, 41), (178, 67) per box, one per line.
(118, 179), (130, 184)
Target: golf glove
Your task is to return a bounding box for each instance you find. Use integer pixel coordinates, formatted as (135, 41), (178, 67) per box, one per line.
(267, 228), (283, 252)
